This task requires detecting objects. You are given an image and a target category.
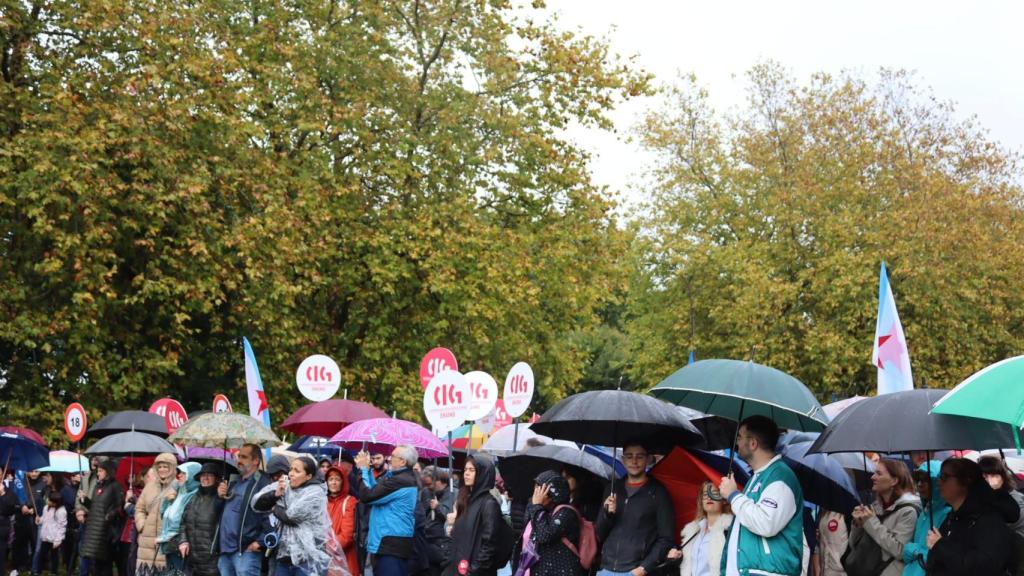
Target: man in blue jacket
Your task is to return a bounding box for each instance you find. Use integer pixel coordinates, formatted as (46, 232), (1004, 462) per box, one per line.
(354, 444), (420, 576)
(719, 415), (805, 576)
(216, 443), (272, 576)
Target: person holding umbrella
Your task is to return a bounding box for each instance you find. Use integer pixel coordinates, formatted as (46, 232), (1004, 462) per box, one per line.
(718, 416), (805, 576)
(595, 440), (675, 576)
(901, 462), (950, 576)
(0, 477), (22, 575)
(80, 459), (125, 576)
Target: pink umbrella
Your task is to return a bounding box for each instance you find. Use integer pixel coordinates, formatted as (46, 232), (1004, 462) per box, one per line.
(822, 396), (867, 420)
(282, 400), (389, 437)
(0, 426), (46, 447)
(328, 418), (449, 459)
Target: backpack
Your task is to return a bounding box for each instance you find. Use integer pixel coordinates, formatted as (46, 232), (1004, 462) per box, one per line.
(553, 505), (599, 570)
(841, 501), (921, 576)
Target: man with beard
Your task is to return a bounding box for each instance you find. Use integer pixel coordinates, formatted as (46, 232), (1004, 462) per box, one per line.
(216, 443), (272, 576)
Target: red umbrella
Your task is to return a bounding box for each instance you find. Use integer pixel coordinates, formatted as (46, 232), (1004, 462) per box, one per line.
(650, 447), (744, 542)
(116, 455), (158, 490)
(0, 426), (47, 447)
(281, 400), (388, 437)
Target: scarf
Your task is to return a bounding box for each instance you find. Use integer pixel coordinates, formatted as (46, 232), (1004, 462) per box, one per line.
(157, 462), (201, 544)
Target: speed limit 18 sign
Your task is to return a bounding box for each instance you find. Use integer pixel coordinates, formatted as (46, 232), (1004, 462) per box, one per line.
(64, 403), (87, 442)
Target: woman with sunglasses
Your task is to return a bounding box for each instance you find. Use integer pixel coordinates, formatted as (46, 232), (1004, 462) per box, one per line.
(926, 458), (1016, 576)
(666, 481), (733, 576)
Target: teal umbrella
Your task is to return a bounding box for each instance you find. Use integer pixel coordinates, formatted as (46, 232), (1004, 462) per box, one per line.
(650, 359), (829, 432)
(931, 355), (1024, 450)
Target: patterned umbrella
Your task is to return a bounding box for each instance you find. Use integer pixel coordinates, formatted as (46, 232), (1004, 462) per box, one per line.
(168, 412), (281, 449)
(329, 417), (448, 459)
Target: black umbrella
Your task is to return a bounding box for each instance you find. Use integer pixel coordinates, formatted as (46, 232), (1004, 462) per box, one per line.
(84, 430), (177, 456)
(497, 444), (612, 502)
(88, 410), (168, 438)
(531, 390), (704, 452)
(808, 389), (1016, 454)
(677, 406), (742, 451)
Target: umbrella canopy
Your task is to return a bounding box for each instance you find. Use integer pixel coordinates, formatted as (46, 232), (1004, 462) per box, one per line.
(780, 441), (861, 514)
(0, 431), (50, 472)
(582, 445), (626, 478)
(36, 450), (90, 474)
(809, 389), (1016, 454)
(281, 399), (389, 437)
(329, 417), (449, 459)
(116, 455), (157, 488)
(650, 359), (829, 432)
(89, 410), (168, 438)
(0, 426), (47, 447)
(823, 396), (867, 420)
(532, 390), (704, 451)
(444, 424), (488, 450)
(497, 444), (612, 502)
(480, 424), (576, 456)
(168, 412), (281, 449)
(289, 436), (339, 457)
(931, 356), (1024, 435)
(650, 448), (749, 540)
(85, 430), (177, 456)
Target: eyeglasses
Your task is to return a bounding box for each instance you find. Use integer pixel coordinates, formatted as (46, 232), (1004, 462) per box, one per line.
(938, 473), (955, 482)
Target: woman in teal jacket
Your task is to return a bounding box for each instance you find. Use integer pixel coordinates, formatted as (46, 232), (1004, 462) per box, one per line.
(902, 461), (950, 576)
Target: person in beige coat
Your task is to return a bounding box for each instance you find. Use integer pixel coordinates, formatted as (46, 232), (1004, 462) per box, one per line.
(844, 459), (920, 576)
(135, 452), (179, 573)
(667, 481), (734, 576)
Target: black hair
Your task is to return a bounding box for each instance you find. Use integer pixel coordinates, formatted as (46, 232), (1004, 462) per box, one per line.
(739, 415), (781, 452)
(241, 443), (264, 465)
(978, 455), (1017, 491)
(941, 458), (983, 489)
(621, 439), (650, 454)
(296, 455), (318, 477)
(47, 491), (63, 506)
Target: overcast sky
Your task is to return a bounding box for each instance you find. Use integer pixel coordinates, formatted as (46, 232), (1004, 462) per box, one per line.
(544, 0), (1024, 206)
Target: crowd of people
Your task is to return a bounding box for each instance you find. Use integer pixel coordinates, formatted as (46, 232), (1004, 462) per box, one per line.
(3, 415), (1023, 576)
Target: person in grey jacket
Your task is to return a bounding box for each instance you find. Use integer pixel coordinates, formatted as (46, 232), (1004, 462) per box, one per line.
(595, 441), (675, 576)
(844, 459), (920, 576)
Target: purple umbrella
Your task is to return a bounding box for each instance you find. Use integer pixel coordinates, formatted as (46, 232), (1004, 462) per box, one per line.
(328, 418), (448, 459)
(282, 400), (389, 437)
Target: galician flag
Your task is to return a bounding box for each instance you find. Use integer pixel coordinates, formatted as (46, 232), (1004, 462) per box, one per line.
(872, 262), (914, 395)
(244, 337), (271, 429)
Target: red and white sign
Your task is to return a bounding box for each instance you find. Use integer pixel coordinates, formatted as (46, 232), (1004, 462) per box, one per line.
(493, 399), (513, 430)
(420, 348), (458, 390)
(212, 394), (233, 413)
(296, 354), (341, 402)
(464, 371), (498, 421)
(64, 403), (87, 442)
(502, 362), (535, 418)
(149, 398), (189, 434)
(423, 370), (470, 434)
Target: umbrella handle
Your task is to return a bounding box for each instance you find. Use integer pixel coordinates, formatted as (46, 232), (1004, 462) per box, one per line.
(0, 451), (11, 493)
(729, 399), (746, 476)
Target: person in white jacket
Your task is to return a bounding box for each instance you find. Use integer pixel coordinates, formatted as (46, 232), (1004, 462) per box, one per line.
(668, 481), (734, 576)
(34, 490), (68, 575)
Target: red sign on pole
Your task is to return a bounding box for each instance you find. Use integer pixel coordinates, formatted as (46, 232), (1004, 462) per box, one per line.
(419, 348), (458, 390)
(212, 394), (233, 413)
(149, 398), (189, 434)
(64, 403), (87, 442)
(492, 399), (513, 431)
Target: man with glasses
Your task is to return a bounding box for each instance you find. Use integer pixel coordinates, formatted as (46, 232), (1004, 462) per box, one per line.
(595, 441), (675, 576)
(353, 445), (420, 576)
(216, 443), (272, 576)
(719, 415), (804, 576)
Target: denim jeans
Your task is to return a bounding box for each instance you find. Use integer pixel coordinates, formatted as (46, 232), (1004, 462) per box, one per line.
(597, 570), (634, 576)
(274, 557), (312, 576)
(218, 550), (264, 576)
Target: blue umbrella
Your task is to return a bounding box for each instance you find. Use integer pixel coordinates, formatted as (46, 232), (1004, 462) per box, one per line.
(780, 441), (861, 514)
(0, 431), (50, 474)
(291, 435), (349, 459)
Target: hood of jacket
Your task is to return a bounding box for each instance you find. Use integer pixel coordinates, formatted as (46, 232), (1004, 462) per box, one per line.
(325, 465), (350, 500)
(154, 452), (179, 484)
(468, 453), (496, 501)
(918, 460), (948, 511)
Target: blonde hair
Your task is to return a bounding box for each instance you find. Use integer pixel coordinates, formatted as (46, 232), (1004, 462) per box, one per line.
(694, 480), (731, 520)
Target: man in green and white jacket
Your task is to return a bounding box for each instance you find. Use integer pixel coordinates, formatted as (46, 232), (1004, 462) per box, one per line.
(719, 416), (805, 576)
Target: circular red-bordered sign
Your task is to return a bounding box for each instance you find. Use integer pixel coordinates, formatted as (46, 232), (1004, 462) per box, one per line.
(64, 403), (87, 442)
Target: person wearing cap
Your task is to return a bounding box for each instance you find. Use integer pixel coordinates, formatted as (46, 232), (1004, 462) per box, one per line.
(267, 454), (293, 484)
(178, 463), (225, 576)
(524, 470), (584, 576)
(80, 459), (124, 576)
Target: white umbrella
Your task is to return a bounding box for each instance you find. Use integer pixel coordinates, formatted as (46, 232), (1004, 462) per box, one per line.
(481, 424), (575, 456)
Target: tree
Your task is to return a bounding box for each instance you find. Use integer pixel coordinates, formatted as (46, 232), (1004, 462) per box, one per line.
(629, 63), (1024, 399)
(1, 0), (648, 443)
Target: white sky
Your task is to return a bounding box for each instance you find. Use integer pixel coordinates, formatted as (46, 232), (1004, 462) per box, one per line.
(543, 0), (1024, 206)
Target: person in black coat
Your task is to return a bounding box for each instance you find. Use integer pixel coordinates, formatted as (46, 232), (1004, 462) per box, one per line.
(926, 457), (1017, 576)
(445, 454), (503, 576)
(526, 471), (583, 576)
(80, 459), (125, 576)
(0, 476), (22, 576)
(180, 463), (225, 576)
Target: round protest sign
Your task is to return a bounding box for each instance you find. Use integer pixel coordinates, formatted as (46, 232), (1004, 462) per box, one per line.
(420, 347), (458, 390)
(502, 362), (535, 418)
(465, 371), (498, 421)
(212, 394), (233, 413)
(423, 369), (470, 434)
(149, 398), (189, 434)
(64, 403), (87, 442)
(295, 354), (341, 402)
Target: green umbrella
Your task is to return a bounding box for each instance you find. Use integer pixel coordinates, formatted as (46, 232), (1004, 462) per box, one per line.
(650, 359), (829, 432)
(168, 412), (281, 449)
(931, 355), (1024, 450)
